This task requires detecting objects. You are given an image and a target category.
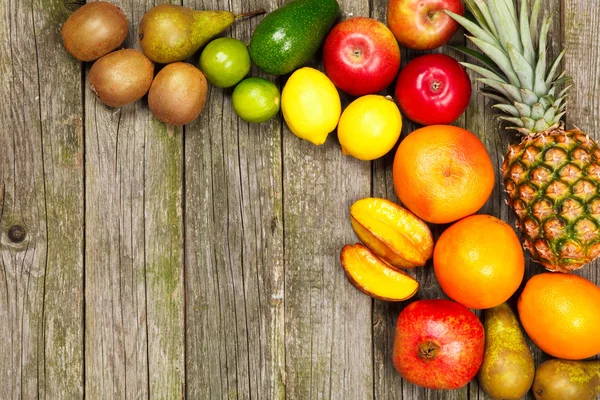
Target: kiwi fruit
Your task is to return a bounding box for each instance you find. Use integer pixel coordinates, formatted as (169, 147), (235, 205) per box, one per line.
(148, 63), (208, 126)
(62, 2), (128, 62)
(89, 49), (154, 108)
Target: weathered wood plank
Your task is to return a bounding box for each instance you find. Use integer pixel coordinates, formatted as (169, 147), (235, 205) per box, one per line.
(35, 0), (85, 398)
(0, 0), (84, 398)
(184, 0), (286, 398)
(145, 111), (185, 400)
(137, 3), (186, 398)
(282, 0), (373, 398)
(0, 0), (48, 397)
(84, 90), (150, 399)
(84, 0), (184, 398)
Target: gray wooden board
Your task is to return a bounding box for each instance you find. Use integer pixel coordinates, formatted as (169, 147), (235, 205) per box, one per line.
(84, 0), (184, 399)
(184, 0), (285, 399)
(0, 0), (84, 398)
(0, 0), (599, 399)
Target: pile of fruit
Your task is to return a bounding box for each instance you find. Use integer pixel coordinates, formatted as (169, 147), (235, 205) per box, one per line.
(61, 0), (600, 398)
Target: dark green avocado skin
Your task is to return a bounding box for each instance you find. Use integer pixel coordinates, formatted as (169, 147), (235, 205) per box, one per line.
(249, 0), (340, 76)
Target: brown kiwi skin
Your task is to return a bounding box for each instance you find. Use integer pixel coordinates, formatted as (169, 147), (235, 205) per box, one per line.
(148, 63), (208, 126)
(62, 2), (128, 62)
(89, 49), (154, 108)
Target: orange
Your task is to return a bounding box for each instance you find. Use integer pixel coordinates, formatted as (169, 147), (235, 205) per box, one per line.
(518, 273), (600, 360)
(392, 125), (494, 224)
(433, 214), (524, 309)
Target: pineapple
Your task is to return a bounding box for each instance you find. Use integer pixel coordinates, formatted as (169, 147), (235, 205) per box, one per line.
(446, 0), (600, 272)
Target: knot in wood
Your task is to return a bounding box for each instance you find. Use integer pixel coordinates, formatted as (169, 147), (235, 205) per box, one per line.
(8, 225), (26, 243)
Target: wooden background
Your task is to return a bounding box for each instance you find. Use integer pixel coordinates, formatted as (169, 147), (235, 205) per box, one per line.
(0, 0), (598, 398)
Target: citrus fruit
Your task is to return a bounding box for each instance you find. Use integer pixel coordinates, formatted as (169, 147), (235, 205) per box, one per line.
(392, 125), (494, 224)
(199, 37), (250, 88)
(518, 273), (600, 360)
(337, 95), (402, 160)
(232, 78), (280, 123)
(281, 67), (341, 145)
(433, 214), (524, 310)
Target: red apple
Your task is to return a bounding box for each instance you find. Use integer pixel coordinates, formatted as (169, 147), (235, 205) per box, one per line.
(387, 0), (464, 50)
(395, 53), (471, 125)
(393, 299), (484, 390)
(323, 17), (401, 97)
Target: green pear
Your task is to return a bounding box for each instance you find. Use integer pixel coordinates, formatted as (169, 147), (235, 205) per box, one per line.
(533, 359), (600, 400)
(478, 302), (535, 399)
(138, 4), (262, 64)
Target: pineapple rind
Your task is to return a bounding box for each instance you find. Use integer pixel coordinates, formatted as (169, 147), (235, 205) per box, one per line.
(503, 129), (600, 271)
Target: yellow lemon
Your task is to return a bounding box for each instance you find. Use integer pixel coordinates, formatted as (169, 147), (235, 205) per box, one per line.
(338, 95), (402, 161)
(282, 67), (341, 145)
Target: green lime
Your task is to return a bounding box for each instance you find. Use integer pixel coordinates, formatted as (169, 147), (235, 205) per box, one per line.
(199, 37), (250, 88)
(232, 78), (281, 123)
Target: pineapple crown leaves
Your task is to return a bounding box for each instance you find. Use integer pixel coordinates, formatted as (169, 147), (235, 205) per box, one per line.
(446, 0), (572, 134)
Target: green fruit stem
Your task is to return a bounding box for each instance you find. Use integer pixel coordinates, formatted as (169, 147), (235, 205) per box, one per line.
(235, 9), (266, 20)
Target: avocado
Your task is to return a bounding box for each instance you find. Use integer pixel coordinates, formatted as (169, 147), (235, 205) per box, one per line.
(249, 0), (340, 76)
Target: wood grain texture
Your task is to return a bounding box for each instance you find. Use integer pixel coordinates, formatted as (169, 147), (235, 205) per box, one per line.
(35, 0), (85, 398)
(0, 0), (48, 397)
(84, 0), (184, 399)
(282, 0), (374, 398)
(138, 3), (186, 397)
(0, 0), (84, 398)
(183, 0), (286, 399)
